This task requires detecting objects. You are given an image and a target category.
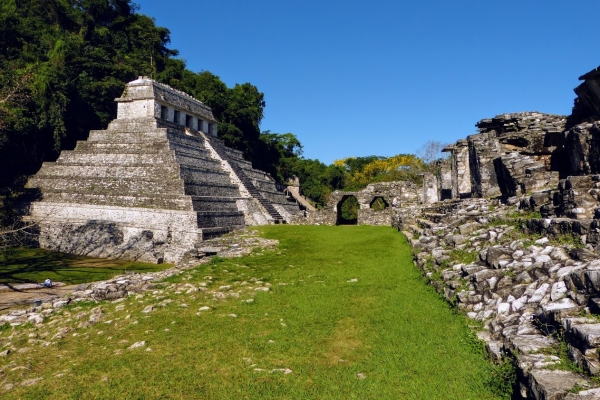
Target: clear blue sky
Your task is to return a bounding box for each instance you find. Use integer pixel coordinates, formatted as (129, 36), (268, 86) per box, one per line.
(135, 0), (600, 165)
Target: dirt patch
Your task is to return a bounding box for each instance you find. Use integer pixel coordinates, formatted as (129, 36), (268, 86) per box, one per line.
(0, 285), (79, 312)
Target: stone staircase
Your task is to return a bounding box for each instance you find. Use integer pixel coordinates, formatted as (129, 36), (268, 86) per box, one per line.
(204, 134), (300, 223)
(395, 198), (600, 398)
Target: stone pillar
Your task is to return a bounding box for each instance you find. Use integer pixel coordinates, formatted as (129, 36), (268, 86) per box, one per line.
(436, 158), (452, 200)
(422, 173), (438, 204)
(468, 132), (502, 198)
(444, 140), (471, 199)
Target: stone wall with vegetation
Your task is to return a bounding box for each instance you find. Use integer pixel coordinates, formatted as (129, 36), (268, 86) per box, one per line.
(389, 65), (600, 399)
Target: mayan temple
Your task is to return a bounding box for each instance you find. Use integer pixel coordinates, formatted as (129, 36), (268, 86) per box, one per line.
(25, 77), (300, 263)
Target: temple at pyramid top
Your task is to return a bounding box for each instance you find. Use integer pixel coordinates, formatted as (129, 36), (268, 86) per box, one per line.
(115, 76), (219, 136)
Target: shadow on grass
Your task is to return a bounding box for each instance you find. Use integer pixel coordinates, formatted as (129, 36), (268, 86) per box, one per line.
(0, 247), (171, 285)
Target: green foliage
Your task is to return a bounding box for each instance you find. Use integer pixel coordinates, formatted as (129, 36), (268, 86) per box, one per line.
(370, 197), (388, 211)
(335, 154), (426, 191)
(208, 255), (227, 266)
(449, 249), (478, 265)
(550, 233), (585, 249)
(339, 196), (359, 223)
(487, 358), (517, 398)
(0, 0), (178, 187)
(285, 157), (345, 207)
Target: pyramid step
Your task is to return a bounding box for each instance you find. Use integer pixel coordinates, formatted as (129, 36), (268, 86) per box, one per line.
(105, 117), (161, 131)
(166, 132), (208, 148)
(168, 142), (211, 159)
(88, 129), (168, 142)
(200, 226), (233, 241)
(191, 196), (241, 212)
(39, 192), (194, 210)
(27, 176), (185, 196)
(75, 141), (172, 153)
(227, 158), (254, 169)
(196, 211), (245, 228)
(184, 183), (240, 197)
(174, 153), (222, 170)
(180, 166), (233, 186)
(57, 150), (178, 165)
(37, 163), (181, 180)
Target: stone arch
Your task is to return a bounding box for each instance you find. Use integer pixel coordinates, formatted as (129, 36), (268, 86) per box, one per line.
(336, 195), (359, 225)
(369, 196), (389, 211)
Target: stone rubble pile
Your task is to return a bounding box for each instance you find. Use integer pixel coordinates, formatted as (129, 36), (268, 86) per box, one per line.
(394, 197), (600, 399)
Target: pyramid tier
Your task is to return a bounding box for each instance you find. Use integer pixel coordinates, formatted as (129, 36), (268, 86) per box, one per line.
(191, 196), (241, 212)
(196, 211), (245, 228)
(28, 176), (186, 199)
(183, 182), (240, 197)
(38, 192), (193, 210)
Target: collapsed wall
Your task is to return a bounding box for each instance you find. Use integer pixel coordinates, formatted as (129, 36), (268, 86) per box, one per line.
(444, 112), (566, 200)
(292, 181), (420, 225)
(25, 77), (300, 263)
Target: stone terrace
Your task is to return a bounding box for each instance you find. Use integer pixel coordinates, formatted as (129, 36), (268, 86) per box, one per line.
(25, 77), (299, 264)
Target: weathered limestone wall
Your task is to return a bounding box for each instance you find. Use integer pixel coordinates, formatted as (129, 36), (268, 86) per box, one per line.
(444, 140), (471, 199)
(443, 112), (567, 201)
(421, 173), (438, 204)
(393, 196), (600, 399)
(468, 131), (502, 198)
(436, 159), (452, 200)
(389, 65), (600, 398)
(292, 181), (421, 226)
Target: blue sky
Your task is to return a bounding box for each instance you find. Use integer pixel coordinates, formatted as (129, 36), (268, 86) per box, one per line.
(135, 0), (600, 164)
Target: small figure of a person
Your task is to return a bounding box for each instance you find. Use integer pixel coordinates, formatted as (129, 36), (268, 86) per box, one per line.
(392, 197), (399, 208)
(43, 278), (52, 288)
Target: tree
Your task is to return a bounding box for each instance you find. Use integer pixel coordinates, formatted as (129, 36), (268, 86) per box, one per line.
(416, 140), (450, 173)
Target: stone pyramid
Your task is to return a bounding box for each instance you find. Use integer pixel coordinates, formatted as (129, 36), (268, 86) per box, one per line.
(26, 77), (300, 263)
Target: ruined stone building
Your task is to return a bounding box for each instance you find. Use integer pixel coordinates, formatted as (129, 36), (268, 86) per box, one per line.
(437, 66), (600, 204)
(25, 77), (300, 263)
(292, 181), (421, 226)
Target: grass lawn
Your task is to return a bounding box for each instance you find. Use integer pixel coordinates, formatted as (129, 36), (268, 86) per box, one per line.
(0, 226), (506, 399)
(0, 247), (172, 285)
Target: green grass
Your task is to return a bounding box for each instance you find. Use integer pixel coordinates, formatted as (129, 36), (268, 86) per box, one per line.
(0, 226), (506, 399)
(0, 247), (172, 285)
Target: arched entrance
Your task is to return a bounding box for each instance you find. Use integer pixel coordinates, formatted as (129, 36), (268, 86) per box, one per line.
(369, 196), (389, 211)
(337, 195), (359, 225)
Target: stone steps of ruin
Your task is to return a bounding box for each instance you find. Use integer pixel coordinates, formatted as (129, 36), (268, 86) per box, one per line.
(196, 210), (245, 229)
(36, 162), (180, 179)
(76, 138), (214, 163)
(190, 196), (242, 212)
(178, 166), (234, 186)
(416, 218), (436, 230)
(421, 212), (447, 223)
(396, 196), (600, 397)
(183, 182), (241, 198)
(28, 176), (186, 197)
(205, 136), (289, 223)
(37, 192), (194, 210)
(197, 226), (235, 240)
